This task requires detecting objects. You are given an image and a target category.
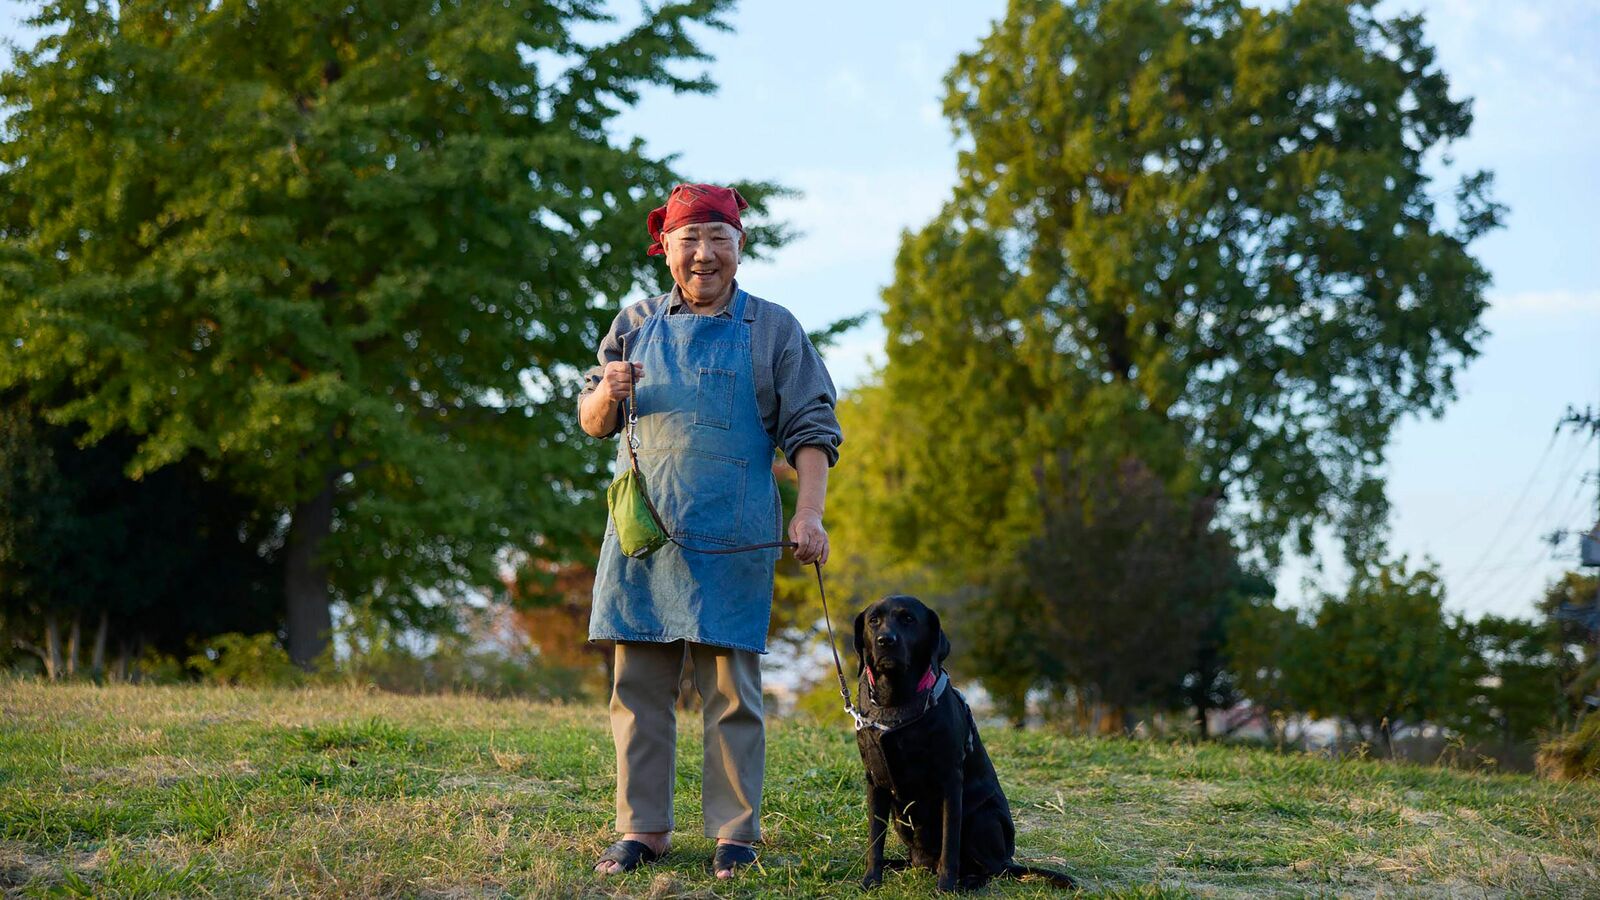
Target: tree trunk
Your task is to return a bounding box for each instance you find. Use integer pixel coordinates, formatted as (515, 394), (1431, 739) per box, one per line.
(286, 471), (337, 670)
(44, 614), (61, 681)
(65, 611), (81, 677)
(113, 637), (130, 683)
(131, 633), (146, 684)
(91, 610), (109, 679)
(1096, 705), (1123, 735)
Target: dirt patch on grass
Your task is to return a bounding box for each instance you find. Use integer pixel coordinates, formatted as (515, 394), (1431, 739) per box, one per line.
(64, 755), (259, 788)
(1346, 794), (1443, 828)
(436, 772), (564, 796)
(0, 840), (106, 892)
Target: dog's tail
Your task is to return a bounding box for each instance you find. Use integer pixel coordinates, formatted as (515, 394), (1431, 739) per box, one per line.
(1003, 862), (1079, 889)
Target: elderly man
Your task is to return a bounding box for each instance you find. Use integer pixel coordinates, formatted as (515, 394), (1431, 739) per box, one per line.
(578, 183), (842, 880)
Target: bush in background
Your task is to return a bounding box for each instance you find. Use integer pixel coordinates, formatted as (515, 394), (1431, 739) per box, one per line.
(1537, 713), (1600, 781)
(186, 633), (306, 688)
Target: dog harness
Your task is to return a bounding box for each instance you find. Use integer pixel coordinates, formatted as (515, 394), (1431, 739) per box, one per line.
(854, 668), (985, 795)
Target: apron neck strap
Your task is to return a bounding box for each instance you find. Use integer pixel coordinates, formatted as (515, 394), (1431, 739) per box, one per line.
(659, 286), (745, 320)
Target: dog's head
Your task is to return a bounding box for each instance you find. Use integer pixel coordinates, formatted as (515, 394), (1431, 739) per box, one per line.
(853, 594), (951, 679)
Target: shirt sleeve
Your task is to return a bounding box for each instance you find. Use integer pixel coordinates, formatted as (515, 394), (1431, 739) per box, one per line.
(576, 307), (630, 440)
(772, 315), (844, 467)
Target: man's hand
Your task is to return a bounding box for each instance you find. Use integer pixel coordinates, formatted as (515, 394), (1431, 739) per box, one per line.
(598, 360), (643, 402)
(580, 361), (643, 437)
(788, 507), (829, 565)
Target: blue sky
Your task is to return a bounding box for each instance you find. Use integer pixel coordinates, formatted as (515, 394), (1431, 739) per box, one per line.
(3, 1), (1595, 620)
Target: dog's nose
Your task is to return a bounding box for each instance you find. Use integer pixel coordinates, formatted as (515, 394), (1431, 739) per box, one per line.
(875, 633), (897, 647)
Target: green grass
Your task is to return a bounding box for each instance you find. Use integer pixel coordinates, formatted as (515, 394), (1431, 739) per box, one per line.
(1, 678), (1596, 897)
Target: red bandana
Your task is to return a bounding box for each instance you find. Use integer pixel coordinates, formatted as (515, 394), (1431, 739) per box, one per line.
(646, 183), (748, 256)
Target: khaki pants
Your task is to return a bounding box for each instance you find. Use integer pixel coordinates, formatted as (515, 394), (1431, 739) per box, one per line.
(609, 640), (764, 841)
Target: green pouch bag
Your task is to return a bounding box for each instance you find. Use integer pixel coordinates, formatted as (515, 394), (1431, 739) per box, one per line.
(608, 462), (669, 559)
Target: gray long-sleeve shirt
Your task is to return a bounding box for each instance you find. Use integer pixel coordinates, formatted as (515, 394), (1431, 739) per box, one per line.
(578, 283), (844, 466)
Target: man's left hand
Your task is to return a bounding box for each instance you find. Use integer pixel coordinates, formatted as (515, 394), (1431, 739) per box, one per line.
(788, 508), (829, 565)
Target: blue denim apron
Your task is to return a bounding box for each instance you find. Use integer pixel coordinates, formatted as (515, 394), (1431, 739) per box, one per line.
(588, 289), (783, 653)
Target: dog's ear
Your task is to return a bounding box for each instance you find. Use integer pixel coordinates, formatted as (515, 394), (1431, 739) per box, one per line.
(929, 607), (951, 668)
(853, 608), (869, 676)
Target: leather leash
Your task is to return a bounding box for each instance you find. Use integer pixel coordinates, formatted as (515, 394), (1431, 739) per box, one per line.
(617, 334), (870, 728)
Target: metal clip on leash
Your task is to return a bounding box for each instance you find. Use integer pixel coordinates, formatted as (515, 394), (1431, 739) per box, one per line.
(622, 334), (640, 452)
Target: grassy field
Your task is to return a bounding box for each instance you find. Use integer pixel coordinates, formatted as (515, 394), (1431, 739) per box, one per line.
(1, 678), (1597, 898)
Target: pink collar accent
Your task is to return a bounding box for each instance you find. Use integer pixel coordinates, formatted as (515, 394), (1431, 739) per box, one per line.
(865, 666), (937, 692)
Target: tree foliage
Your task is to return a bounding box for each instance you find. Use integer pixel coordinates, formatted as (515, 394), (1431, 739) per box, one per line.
(0, 0), (776, 664)
(1222, 588), (1307, 741)
(1456, 614), (1566, 745)
(943, 0), (1499, 560)
(0, 391), (282, 677)
(828, 0), (1498, 726)
(1537, 570), (1600, 715)
(996, 454), (1235, 730)
(832, 0), (1499, 595)
(1288, 558), (1471, 751)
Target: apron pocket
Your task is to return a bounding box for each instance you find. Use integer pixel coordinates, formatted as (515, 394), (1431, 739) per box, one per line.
(635, 447), (747, 545)
(695, 367), (736, 429)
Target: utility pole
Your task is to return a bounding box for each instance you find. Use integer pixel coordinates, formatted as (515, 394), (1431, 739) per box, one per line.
(1555, 406), (1600, 697)
(1561, 405), (1600, 567)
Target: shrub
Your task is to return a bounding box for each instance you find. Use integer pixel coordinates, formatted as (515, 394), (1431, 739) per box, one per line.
(1536, 712), (1600, 781)
(185, 632), (305, 687)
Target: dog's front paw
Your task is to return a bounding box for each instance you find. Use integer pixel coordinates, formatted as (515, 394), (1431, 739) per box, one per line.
(861, 868), (884, 890)
(935, 873), (959, 893)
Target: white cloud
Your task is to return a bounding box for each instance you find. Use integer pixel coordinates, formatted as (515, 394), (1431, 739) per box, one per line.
(1489, 289), (1600, 317)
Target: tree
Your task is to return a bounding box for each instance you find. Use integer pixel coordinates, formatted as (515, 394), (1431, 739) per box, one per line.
(1180, 565), (1274, 737)
(940, 0), (1499, 562)
(1288, 558), (1471, 754)
(1012, 453), (1236, 733)
(0, 0), (778, 666)
(0, 391), (282, 679)
(1456, 614), (1565, 746)
(830, 0), (1497, 723)
(1537, 571), (1600, 716)
(1223, 590), (1309, 744)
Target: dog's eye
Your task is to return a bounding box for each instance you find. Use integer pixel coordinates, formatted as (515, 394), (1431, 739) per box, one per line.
(897, 612), (914, 624)
(868, 615), (881, 626)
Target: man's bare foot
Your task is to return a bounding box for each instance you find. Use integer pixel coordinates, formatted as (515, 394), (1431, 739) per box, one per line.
(714, 839), (756, 879)
(594, 832), (670, 875)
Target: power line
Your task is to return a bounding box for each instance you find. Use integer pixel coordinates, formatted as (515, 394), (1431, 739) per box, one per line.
(1452, 428), (1563, 583)
(1456, 431), (1597, 612)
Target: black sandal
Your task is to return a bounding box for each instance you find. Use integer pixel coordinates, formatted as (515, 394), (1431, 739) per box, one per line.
(594, 839), (666, 874)
(712, 842), (758, 877)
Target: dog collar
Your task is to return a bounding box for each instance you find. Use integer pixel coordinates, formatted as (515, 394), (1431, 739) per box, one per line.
(864, 666), (938, 693)
(859, 668), (950, 732)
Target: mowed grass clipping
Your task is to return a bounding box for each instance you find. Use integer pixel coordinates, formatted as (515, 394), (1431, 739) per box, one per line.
(1, 679), (1597, 898)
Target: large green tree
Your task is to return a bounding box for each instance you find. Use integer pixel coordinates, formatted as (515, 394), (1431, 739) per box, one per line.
(830, 0), (1499, 717)
(832, 0), (1499, 586)
(0, 0), (777, 665)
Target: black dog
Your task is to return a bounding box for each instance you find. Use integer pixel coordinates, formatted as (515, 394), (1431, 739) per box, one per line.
(853, 595), (1077, 892)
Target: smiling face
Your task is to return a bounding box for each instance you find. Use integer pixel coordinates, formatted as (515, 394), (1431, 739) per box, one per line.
(663, 221), (743, 310)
